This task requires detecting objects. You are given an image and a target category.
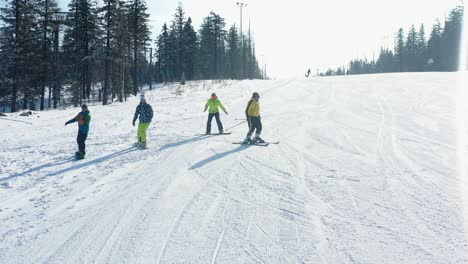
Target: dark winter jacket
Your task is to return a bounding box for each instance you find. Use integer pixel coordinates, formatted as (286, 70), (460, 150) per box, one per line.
(133, 103), (153, 124)
(67, 110), (91, 135)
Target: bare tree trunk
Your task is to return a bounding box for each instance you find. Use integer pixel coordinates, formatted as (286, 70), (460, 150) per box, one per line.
(40, 0), (49, 110)
(103, 0), (111, 105)
(149, 47), (153, 90)
(133, 0), (138, 95)
(53, 25), (59, 109)
(11, 0), (20, 112)
(84, 5), (90, 101)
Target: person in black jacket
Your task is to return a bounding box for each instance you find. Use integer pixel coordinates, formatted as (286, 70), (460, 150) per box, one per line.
(132, 94), (154, 148)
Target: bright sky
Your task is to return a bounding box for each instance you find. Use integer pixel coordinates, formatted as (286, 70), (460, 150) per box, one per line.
(23, 0), (467, 77)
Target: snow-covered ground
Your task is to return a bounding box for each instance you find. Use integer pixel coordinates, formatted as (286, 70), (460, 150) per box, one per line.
(0, 73), (467, 263)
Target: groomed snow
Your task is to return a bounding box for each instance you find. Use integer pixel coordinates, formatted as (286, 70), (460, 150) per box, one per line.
(0, 73), (467, 263)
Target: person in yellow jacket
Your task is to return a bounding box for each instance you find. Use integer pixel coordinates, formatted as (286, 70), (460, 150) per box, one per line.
(204, 93), (228, 134)
(244, 92), (264, 143)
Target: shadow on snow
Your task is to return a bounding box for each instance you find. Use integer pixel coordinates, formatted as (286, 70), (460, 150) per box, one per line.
(157, 135), (208, 151)
(0, 158), (74, 182)
(2, 135), (229, 183)
(190, 144), (250, 170)
(46, 147), (138, 177)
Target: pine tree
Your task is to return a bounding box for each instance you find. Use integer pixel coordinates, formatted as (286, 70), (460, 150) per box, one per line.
(183, 17), (197, 81)
(166, 23), (177, 81)
(62, 0), (100, 106)
(172, 2), (186, 81)
(156, 23), (170, 83)
(0, 22), (12, 111)
(441, 6), (463, 71)
(395, 28), (405, 72)
(416, 24), (427, 71)
(226, 25), (240, 79)
(427, 19), (442, 71)
(198, 15), (214, 79)
(100, 0), (118, 105)
(112, 0), (133, 102)
(405, 25), (418, 72)
(322, 5), (463, 76)
(211, 12), (226, 79)
(36, 0), (60, 110)
(375, 48), (395, 73)
(0, 0), (42, 111)
(128, 0), (150, 95)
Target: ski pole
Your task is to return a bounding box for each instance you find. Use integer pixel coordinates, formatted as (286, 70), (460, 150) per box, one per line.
(226, 120), (247, 131)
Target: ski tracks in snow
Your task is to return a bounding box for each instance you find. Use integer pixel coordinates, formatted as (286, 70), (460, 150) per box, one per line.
(1, 75), (468, 263)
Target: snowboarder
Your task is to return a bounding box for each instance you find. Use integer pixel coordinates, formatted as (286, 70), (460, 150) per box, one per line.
(244, 92), (264, 144)
(305, 68), (311, 77)
(132, 94), (154, 148)
(65, 104), (91, 159)
(203, 93), (228, 134)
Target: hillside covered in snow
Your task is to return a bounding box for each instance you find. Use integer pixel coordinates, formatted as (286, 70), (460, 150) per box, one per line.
(0, 73), (467, 263)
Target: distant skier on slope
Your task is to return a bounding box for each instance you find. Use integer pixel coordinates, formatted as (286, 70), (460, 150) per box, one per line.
(65, 104), (91, 159)
(203, 93), (228, 134)
(132, 94), (154, 149)
(243, 92), (264, 144)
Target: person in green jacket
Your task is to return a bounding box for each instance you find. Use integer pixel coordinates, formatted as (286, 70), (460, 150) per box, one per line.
(203, 93), (228, 134)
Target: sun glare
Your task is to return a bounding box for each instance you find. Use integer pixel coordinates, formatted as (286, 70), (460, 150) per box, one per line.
(457, 3), (468, 233)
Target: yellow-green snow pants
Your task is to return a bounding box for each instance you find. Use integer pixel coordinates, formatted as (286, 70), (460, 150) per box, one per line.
(138, 122), (150, 143)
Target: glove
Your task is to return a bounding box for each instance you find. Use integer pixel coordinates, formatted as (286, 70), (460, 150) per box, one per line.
(65, 121), (69, 126)
(132, 121), (135, 127)
(225, 111), (228, 115)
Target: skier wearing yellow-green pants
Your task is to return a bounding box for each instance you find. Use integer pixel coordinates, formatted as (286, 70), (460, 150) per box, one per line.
(132, 94), (154, 148)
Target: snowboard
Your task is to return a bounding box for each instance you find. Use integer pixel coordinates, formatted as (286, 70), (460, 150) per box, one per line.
(75, 151), (85, 160)
(133, 142), (148, 149)
(197, 132), (232, 136)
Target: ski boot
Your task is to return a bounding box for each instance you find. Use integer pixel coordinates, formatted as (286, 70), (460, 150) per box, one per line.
(205, 131), (211, 135)
(243, 137), (253, 144)
(253, 136), (265, 143)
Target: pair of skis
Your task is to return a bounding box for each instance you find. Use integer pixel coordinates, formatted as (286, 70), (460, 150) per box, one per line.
(196, 132), (233, 136)
(232, 141), (280, 147)
(197, 132), (279, 147)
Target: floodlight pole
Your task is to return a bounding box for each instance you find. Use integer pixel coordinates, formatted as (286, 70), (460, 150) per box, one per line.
(237, 2), (247, 79)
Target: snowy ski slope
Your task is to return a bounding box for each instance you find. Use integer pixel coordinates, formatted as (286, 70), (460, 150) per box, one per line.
(0, 73), (467, 263)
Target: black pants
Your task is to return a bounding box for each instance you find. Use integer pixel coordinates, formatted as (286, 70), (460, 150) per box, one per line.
(77, 131), (88, 156)
(206, 112), (223, 133)
(247, 116), (262, 137)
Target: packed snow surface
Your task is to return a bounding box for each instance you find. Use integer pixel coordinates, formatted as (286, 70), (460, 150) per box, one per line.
(0, 73), (467, 263)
